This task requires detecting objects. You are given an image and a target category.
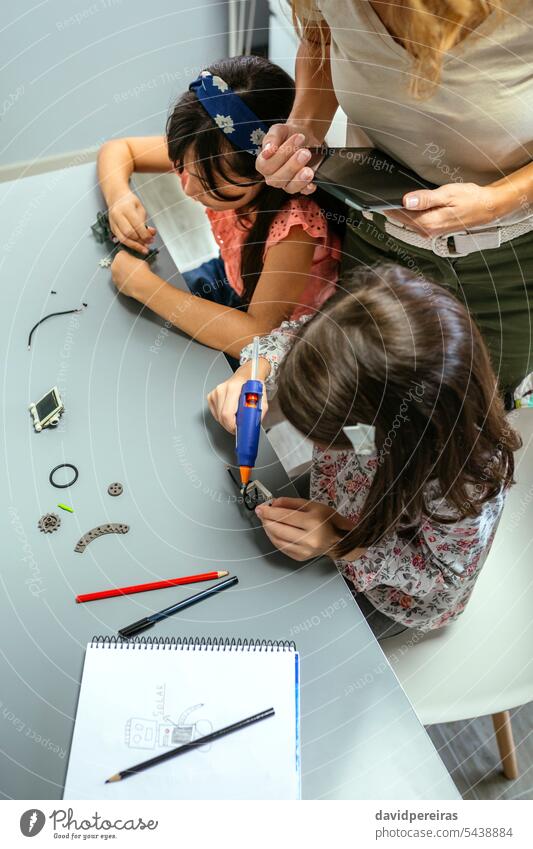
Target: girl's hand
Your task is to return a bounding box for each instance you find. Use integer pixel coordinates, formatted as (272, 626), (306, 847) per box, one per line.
(255, 124), (323, 196)
(386, 182), (509, 237)
(207, 360), (270, 434)
(255, 497), (345, 561)
(110, 251), (157, 299)
(108, 191), (156, 254)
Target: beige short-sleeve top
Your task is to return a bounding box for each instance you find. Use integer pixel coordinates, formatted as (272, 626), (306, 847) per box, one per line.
(298, 0), (533, 222)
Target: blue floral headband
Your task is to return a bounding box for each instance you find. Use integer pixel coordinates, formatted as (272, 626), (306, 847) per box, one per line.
(189, 71), (269, 156)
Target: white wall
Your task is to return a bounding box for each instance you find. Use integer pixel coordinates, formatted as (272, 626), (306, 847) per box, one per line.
(267, 0), (347, 145)
(0, 0), (228, 172)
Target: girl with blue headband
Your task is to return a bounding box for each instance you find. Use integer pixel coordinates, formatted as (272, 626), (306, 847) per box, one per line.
(97, 56), (341, 359)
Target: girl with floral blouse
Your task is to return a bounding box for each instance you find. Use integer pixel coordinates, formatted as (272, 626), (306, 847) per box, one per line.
(97, 55), (340, 361)
(208, 265), (521, 638)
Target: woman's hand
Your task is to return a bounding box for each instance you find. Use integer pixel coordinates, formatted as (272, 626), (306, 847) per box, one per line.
(255, 497), (346, 561)
(386, 182), (511, 237)
(110, 251), (158, 300)
(207, 360), (270, 434)
(255, 123), (323, 196)
(108, 191), (156, 254)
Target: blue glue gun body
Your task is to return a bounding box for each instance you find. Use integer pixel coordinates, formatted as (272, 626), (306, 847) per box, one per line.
(235, 379), (263, 470)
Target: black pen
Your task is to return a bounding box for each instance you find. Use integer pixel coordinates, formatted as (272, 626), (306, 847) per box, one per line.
(118, 575), (238, 639)
(105, 707), (275, 783)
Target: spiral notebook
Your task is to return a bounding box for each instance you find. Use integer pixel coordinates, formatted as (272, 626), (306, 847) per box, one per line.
(63, 637), (300, 800)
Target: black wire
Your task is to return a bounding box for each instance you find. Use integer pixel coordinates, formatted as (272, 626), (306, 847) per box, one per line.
(27, 305), (87, 349)
(226, 467), (241, 489)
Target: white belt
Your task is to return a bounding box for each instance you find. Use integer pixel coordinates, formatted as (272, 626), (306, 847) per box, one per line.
(362, 211), (533, 258)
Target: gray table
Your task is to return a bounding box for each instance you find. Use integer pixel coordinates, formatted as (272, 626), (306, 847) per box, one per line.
(0, 163), (459, 800)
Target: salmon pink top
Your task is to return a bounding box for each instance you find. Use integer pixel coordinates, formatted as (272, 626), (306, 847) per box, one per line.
(205, 197), (341, 319)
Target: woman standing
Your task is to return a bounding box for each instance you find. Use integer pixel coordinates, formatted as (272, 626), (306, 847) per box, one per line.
(257, 1), (533, 399)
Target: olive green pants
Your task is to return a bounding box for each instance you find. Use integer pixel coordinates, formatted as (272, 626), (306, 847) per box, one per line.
(341, 212), (533, 393)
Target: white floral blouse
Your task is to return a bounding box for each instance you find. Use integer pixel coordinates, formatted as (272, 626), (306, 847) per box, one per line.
(241, 321), (508, 633)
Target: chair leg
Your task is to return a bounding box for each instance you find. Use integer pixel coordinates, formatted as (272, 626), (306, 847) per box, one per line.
(491, 711), (519, 780)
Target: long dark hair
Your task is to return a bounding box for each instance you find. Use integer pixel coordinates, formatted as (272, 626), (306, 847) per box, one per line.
(166, 55), (296, 305)
(276, 264), (521, 557)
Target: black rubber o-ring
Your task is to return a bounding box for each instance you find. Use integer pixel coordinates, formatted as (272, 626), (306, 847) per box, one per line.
(49, 463), (79, 489)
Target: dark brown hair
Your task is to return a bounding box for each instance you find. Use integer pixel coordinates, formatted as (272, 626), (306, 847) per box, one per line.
(276, 264), (521, 557)
(166, 55), (296, 305)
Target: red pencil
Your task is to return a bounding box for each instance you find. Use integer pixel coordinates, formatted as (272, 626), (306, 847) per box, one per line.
(75, 570), (230, 604)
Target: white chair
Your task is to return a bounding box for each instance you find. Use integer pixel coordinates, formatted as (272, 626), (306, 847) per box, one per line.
(382, 408), (533, 780)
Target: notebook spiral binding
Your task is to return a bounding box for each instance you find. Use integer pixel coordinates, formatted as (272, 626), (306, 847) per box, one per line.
(91, 635), (296, 652)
